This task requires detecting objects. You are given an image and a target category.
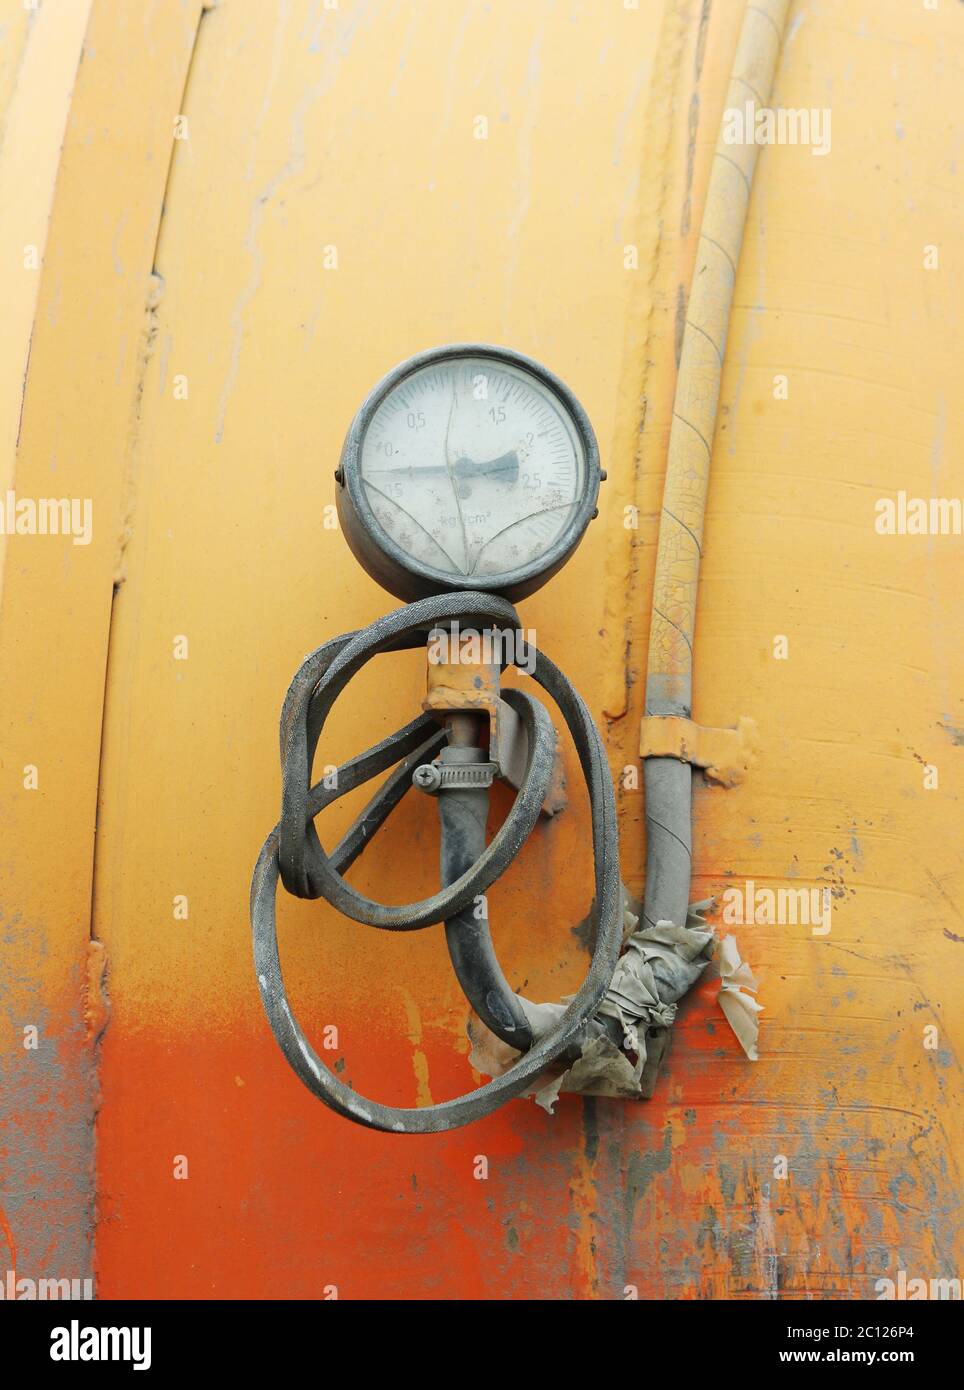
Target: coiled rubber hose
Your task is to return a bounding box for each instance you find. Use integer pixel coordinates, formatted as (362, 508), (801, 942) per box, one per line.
(250, 590), (622, 1134)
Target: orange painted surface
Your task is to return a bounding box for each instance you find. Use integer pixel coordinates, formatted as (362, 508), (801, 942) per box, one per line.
(0, 0), (203, 1287)
(2, 0), (961, 1300)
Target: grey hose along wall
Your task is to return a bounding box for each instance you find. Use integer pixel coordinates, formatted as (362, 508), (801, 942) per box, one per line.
(643, 0), (790, 935)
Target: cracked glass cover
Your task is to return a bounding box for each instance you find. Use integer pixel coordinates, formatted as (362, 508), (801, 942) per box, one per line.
(359, 356), (587, 581)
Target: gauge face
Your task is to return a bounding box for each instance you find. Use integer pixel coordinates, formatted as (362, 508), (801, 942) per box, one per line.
(359, 357), (586, 580)
(337, 346), (601, 602)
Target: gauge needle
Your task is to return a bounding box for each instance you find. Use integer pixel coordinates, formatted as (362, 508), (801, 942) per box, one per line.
(367, 452), (520, 484)
(454, 452), (519, 483)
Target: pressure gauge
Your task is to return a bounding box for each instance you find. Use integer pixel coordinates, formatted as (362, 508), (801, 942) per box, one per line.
(335, 344), (602, 603)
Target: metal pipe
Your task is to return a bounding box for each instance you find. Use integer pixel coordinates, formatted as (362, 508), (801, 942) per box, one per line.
(438, 739), (534, 1049)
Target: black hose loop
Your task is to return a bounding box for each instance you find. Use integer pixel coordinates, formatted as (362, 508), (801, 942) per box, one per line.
(251, 591), (622, 1132)
(277, 592), (553, 928)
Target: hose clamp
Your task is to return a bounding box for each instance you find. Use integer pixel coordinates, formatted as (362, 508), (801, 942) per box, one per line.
(413, 760), (498, 793)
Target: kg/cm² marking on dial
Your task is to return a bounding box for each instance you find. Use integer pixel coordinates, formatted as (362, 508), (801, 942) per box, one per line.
(335, 343), (604, 603)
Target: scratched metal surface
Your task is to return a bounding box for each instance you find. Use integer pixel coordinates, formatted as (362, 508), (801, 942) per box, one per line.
(2, 0), (960, 1299)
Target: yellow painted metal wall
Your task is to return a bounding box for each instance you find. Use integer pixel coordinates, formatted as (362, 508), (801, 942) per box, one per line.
(1, 0), (961, 1299)
(0, 0), (204, 1287)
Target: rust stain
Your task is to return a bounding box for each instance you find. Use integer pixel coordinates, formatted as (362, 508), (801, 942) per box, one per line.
(0, 1203), (17, 1281)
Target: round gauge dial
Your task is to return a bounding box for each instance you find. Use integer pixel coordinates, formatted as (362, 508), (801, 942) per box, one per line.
(336, 345), (601, 602)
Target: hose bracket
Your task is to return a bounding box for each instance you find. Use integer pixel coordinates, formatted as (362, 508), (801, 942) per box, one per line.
(639, 714), (759, 788)
(422, 627), (567, 814)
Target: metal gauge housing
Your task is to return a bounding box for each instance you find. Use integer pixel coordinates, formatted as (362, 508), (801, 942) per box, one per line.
(335, 344), (602, 603)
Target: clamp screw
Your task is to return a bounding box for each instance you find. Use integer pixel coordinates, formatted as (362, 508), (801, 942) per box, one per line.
(413, 763), (442, 792)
